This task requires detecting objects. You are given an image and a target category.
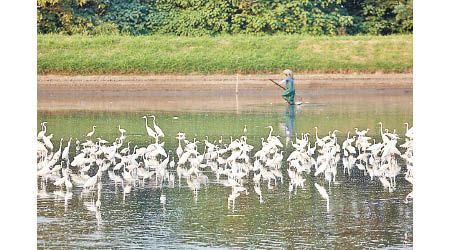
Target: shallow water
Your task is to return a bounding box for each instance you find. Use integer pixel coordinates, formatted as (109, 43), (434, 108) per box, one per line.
(37, 92), (413, 249)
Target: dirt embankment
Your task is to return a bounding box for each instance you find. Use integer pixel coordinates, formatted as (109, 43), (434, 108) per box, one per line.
(37, 74), (412, 112)
(38, 73), (412, 92)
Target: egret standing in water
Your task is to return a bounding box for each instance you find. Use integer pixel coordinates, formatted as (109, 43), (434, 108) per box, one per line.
(142, 116), (158, 141)
(62, 137), (72, 162)
(118, 125), (126, 136)
(37, 121), (48, 140)
(37, 120), (413, 222)
(83, 170), (100, 190)
(86, 126), (96, 137)
(404, 122), (413, 139)
(43, 134), (54, 151)
(75, 138), (80, 153)
(149, 115), (165, 137)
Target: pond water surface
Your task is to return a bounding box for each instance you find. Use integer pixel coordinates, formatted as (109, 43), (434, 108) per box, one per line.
(37, 91), (413, 249)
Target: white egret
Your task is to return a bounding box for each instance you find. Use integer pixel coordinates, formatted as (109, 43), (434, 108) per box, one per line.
(314, 127), (325, 147)
(97, 138), (108, 145)
(43, 134), (54, 151)
(142, 116), (157, 140)
(120, 142), (131, 155)
(52, 138), (64, 162)
(122, 168), (134, 184)
(377, 122), (389, 144)
(83, 171), (99, 190)
(118, 125), (126, 135)
(307, 141), (317, 157)
(37, 141), (48, 156)
(321, 131), (332, 142)
(404, 122), (413, 139)
(75, 138), (80, 153)
(267, 135), (283, 148)
(37, 121), (47, 140)
(149, 115), (165, 137)
(86, 126), (96, 137)
(355, 128), (369, 137)
(54, 176), (66, 190)
(314, 159), (329, 176)
(62, 137), (72, 162)
(287, 149), (302, 161)
(80, 163), (91, 173)
(36, 120), (414, 217)
(290, 141), (304, 151)
(176, 137), (184, 160)
(266, 126), (274, 138)
(169, 156), (175, 168)
(384, 129), (398, 139)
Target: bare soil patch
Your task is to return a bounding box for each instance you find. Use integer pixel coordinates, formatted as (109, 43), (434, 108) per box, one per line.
(38, 73), (412, 92)
(37, 73), (412, 112)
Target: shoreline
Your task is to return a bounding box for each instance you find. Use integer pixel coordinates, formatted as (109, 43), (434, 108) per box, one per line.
(38, 73), (412, 92)
(37, 73), (412, 112)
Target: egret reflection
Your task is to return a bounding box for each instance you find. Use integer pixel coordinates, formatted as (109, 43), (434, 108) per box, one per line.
(37, 112), (414, 249)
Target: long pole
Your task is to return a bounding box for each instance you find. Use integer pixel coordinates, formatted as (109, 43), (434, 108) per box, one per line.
(236, 73), (239, 94)
(269, 79), (286, 90)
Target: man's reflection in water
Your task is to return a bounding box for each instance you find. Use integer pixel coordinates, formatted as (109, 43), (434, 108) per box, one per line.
(279, 104), (296, 146)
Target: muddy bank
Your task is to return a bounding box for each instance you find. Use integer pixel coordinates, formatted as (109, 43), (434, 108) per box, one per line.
(38, 73), (412, 91)
(37, 73), (412, 112)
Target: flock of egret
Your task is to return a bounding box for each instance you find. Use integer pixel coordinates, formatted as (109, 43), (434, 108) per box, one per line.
(37, 116), (413, 215)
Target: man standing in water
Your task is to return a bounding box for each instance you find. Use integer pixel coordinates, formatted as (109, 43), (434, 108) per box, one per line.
(278, 69), (296, 105)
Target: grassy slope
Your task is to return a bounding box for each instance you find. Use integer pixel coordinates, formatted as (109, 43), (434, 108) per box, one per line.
(38, 34), (412, 75)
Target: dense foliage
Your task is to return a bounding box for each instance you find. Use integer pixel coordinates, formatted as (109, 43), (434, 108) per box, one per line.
(37, 0), (413, 36)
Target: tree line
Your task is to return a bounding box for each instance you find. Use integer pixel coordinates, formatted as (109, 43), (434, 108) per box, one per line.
(37, 0), (413, 36)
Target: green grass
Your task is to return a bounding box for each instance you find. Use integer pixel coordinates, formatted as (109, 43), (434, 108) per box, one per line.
(37, 34), (412, 75)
